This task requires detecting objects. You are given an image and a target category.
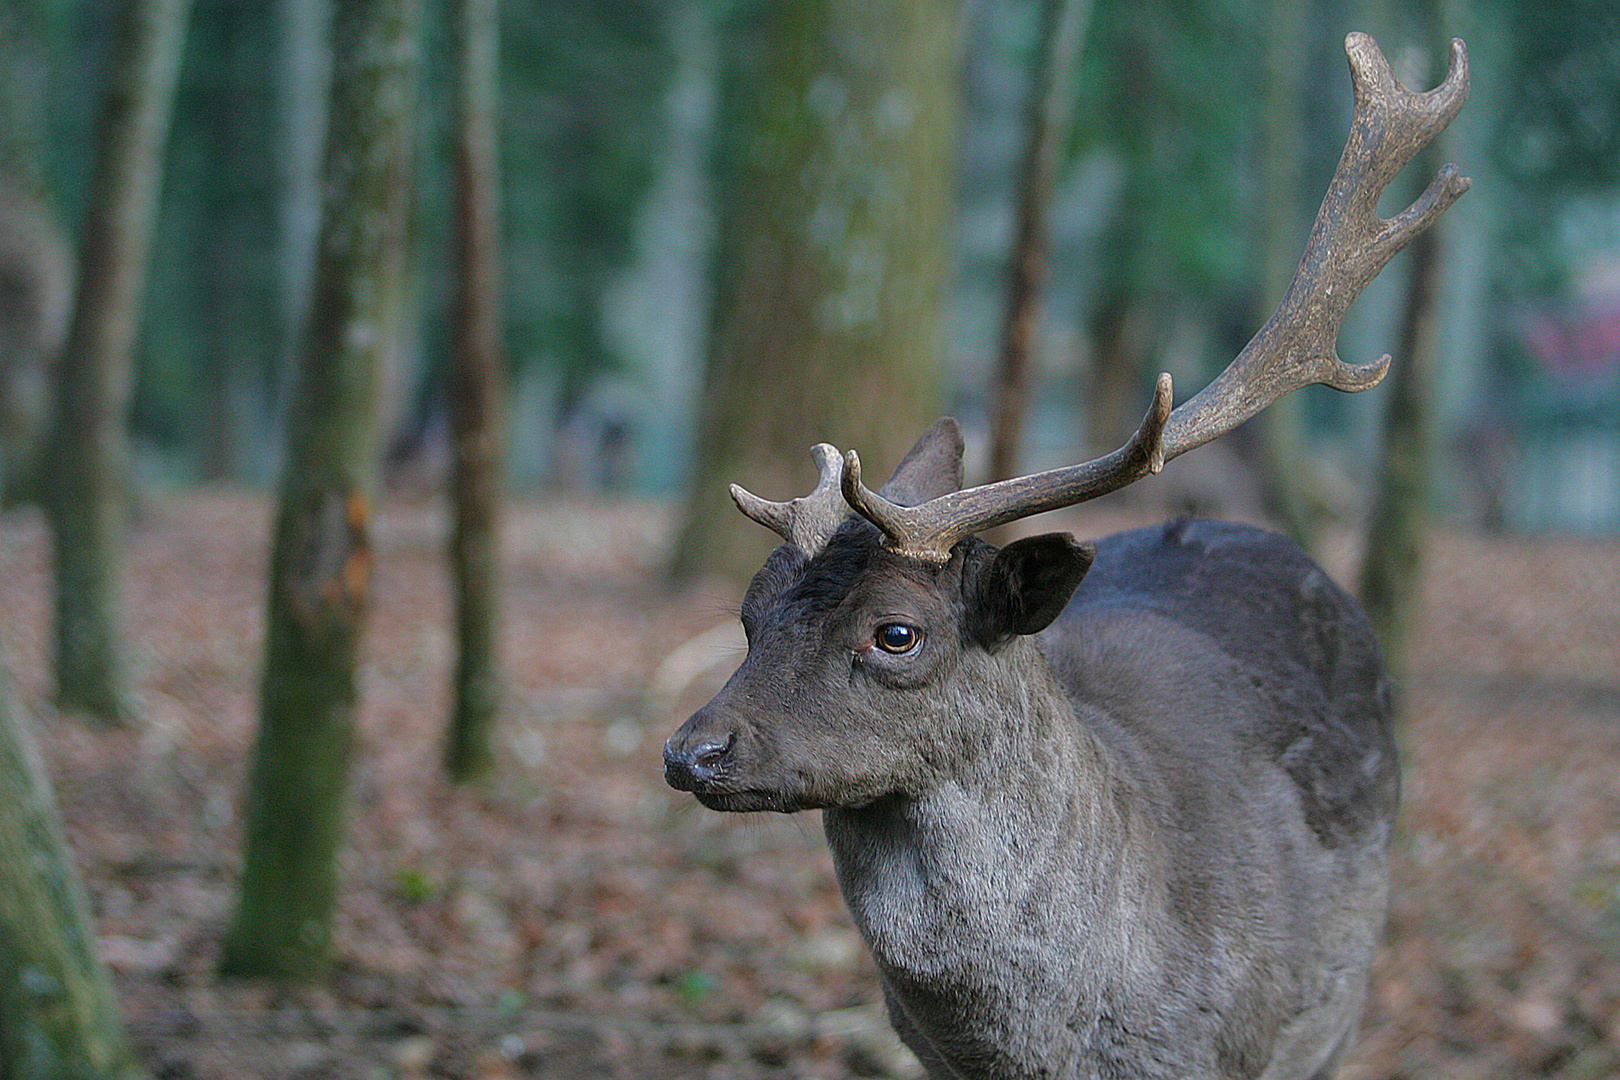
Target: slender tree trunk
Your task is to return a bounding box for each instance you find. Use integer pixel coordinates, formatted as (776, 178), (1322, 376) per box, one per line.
(0, 0), (74, 508)
(1358, 175), (1443, 687)
(219, 0), (417, 981)
(195, 3), (258, 483)
(1251, 0), (1316, 548)
(670, 0), (960, 584)
(1081, 21), (1155, 460)
(1085, 292), (1151, 456)
(443, 0), (505, 782)
(1356, 0), (1452, 689)
(45, 0), (192, 723)
(0, 655), (143, 1079)
(987, 0), (1090, 482)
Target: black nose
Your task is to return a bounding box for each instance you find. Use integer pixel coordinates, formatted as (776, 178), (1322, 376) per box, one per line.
(663, 732), (735, 792)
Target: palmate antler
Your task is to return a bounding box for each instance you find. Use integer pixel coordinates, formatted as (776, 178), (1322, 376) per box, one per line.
(739, 33), (1470, 563)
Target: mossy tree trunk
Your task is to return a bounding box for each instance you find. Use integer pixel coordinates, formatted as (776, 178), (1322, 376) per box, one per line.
(669, 0), (961, 584)
(442, 0), (506, 782)
(45, 0), (192, 723)
(218, 0), (417, 981)
(0, 655), (142, 1079)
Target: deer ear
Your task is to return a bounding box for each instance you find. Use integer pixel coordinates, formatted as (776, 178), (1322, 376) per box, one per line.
(880, 418), (964, 507)
(967, 533), (1095, 646)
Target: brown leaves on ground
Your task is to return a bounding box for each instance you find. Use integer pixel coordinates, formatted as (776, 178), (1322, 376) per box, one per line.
(0, 492), (1616, 1079)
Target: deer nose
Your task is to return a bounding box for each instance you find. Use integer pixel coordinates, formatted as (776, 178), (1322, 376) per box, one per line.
(663, 731), (735, 792)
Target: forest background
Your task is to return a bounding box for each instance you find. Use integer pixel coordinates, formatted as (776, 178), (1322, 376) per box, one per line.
(2, 0), (1619, 1077)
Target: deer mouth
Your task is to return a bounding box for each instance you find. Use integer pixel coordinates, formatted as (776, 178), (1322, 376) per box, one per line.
(694, 788), (808, 814)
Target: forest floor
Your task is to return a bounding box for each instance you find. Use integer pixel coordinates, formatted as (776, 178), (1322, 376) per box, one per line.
(2, 489), (1619, 1080)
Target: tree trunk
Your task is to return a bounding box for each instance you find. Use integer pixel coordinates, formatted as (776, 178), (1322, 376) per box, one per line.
(1081, 21), (1156, 461)
(1358, 177), (1443, 688)
(669, 0), (961, 584)
(987, 0), (1090, 482)
(0, 654), (143, 1079)
(0, 0), (74, 508)
(45, 0), (192, 723)
(1251, 0), (1316, 549)
(1356, 0), (1452, 690)
(219, 0), (417, 981)
(442, 0), (505, 783)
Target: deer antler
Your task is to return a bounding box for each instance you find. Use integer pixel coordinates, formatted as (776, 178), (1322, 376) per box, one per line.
(730, 442), (850, 554)
(843, 32), (1470, 563)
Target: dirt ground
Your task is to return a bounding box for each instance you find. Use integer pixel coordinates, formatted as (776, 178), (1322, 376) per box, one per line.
(2, 490), (1618, 1080)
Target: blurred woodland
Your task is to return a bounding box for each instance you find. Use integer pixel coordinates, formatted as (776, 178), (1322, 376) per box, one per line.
(1, 0), (1619, 1076)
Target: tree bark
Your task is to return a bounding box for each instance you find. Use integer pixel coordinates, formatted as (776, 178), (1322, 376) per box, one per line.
(442, 0), (506, 783)
(669, 0), (961, 584)
(0, 654), (143, 1079)
(219, 0), (417, 981)
(987, 0), (1090, 482)
(45, 0), (192, 723)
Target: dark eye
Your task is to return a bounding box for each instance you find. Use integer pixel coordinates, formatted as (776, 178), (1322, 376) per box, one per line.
(875, 623), (921, 654)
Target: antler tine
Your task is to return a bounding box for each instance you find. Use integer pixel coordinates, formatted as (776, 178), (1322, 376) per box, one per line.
(834, 32), (1468, 564)
(1158, 32), (1470, 461)
(730, 442), (851, 555)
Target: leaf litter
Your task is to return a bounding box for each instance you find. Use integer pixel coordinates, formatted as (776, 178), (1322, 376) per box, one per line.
(1, 492), (1616, 1079)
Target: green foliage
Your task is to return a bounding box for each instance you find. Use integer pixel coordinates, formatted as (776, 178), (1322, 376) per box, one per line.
(1487, 0), (1620, 301)
(1071, 0), (1265, 299)
(498, 0), (671, 387)
(39, 0), (670, 477)
(1491, 0), (1620, 193)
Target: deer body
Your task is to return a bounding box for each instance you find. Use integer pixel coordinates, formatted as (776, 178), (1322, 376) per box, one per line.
(666, 33), (1467, 1080)
(819, 520), (1396, 1079)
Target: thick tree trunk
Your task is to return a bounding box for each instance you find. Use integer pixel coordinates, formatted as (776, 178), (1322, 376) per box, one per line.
(443, 0), (506, 782)
(219, 0), (417, 981)
(45, 0), (192, 723)
(669, 0), (960, 584)
(987, 0), (1090, 483)
(0, 656), (142, 1079)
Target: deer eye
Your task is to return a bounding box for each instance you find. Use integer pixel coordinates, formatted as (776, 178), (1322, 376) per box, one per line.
(874, 623), (921, 655)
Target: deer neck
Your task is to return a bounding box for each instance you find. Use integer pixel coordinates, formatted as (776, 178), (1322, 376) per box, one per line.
(821, 637), (1170, 983)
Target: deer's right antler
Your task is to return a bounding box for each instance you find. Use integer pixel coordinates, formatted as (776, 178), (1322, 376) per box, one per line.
(838, 32), (1470, 563)
(1159, 31), (1470, 459)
